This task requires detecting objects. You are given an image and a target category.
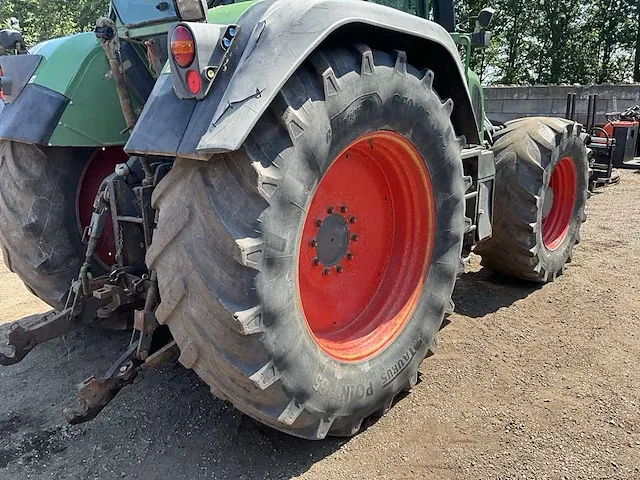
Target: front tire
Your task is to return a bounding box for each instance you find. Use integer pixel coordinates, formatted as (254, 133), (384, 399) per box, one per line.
(475, 117), (589, 281)
(149, 46), (466, 439)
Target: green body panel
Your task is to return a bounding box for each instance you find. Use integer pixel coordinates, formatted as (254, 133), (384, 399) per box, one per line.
(18, 0), (484, 148)
(466, 69), (484, 138)
(23, 2), (255, 147)
(29, 33), (128, 146)
(449, 32), (484, 140)
(207, 1), (255, 24)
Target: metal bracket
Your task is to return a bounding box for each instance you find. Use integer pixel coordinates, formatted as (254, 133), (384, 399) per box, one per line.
(63, 340), (178, 424)
(0, 309), (76, 366)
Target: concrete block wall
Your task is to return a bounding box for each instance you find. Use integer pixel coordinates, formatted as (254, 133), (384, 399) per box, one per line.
(484, 85), (640, 125)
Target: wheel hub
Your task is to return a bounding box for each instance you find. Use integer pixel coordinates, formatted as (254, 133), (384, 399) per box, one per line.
(298, 131), (435, 362)
(312, 212), (352, 269)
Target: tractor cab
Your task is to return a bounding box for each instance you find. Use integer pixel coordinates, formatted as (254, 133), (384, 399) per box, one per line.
(110, 0), (179, 26)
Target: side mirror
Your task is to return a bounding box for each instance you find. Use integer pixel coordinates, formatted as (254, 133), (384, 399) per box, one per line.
(476, 7), (495, 30)
(471, 31), (492, 49)
(172, 0), (208, 22)
(0, 29), (25, 51)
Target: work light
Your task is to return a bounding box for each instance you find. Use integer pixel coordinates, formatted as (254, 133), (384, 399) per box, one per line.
(172, 0), (208, 22)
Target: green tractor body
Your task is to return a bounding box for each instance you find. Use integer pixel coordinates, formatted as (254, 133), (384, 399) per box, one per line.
(0, 0), (589, 439)
(0, 2), (253, 147)
(0, 0), (484, 148)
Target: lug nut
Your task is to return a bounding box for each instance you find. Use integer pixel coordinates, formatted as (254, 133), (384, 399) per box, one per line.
(309, 239), (317, 248)
(335, 265), (343, 273)
(326, 206), (334, 214)
(340, 205), (347, 213)
(346, 252), (354, 260)
(351, 234), (358, 242)
(322, 268), (331, 276)
(312, 258), (320, 266)
(315, 219), (323, 228)
(349, 216), (356, 224)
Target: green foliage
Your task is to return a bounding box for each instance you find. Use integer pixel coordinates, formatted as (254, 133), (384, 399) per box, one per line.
(455, 0), (639, 85)
(0, 0), (108, 46)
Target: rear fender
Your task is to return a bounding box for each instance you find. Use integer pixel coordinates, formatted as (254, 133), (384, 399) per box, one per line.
(0, 54), (42, 103)
(0, 33), (131, 147)
(126, 0), (479, 160)
(0, 54), (69, 145)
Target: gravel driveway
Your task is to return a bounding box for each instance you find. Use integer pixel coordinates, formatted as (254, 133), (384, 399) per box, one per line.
(1, 171), (639, 480)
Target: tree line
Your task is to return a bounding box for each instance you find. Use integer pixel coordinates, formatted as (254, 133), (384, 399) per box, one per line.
(2, 0), (639, 85)
(457, 0), (640, 85)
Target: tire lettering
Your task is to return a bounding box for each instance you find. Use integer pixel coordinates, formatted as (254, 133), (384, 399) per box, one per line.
(330, 93), (382, 133)
(314, 376), (374, 403)
(392, 94), (426, 119)
(312, 373), (329, 395)
(338, 381), (374, 403)
(381, 336), (423, 387)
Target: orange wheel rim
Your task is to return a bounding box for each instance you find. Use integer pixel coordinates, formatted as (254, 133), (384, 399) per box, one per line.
(298, 131), (436, 362)
(542, 156), (577, 251)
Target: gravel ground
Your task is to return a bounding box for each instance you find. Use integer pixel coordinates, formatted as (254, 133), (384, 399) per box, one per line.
(0, 170), (639, 480)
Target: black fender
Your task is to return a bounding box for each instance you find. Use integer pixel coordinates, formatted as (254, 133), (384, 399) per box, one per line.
(125, 0), (478, 160)
(0, 53), (69, 145)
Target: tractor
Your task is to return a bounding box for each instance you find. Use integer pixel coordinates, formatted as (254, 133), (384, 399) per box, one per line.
(0, 0), (589, 439)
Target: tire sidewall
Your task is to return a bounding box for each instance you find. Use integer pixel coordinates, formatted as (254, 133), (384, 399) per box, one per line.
(256, 52), (465, 419)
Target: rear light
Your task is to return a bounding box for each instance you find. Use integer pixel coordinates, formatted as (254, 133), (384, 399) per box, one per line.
(170, 26), (196, 68)
(169, 22), (238, 100)
(186, 70), (201, 94)
(174, 0), (207, 22)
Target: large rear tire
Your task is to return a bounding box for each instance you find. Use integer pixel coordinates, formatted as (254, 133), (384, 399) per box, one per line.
(475, 117), (589, 281)
(149, 46), (467, 439)
(0, 141), (121, 310)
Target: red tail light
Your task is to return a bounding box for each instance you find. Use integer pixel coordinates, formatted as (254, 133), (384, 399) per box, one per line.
(171, 26), (196, 68)
(186, 70), (201, 94)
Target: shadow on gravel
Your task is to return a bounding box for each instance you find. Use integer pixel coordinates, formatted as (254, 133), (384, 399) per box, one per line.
(452, 266), (542, 318)
(0, 326), (347, 479)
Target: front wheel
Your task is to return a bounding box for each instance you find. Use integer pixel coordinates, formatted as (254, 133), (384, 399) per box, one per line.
(475, 117), (589, 282)
(149, 45), (467, 439)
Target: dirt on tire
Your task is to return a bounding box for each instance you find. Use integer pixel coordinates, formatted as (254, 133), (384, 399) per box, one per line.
(0, 171), (638, 479)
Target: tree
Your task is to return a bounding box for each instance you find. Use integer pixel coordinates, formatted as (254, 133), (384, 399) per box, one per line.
(0, 0), (108, 46)
(2, 0), (638, 86)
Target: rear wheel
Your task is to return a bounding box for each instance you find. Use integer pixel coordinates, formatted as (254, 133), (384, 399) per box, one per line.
(149, 46), (467, 438)
(0, 141), (122, 310)
(475, 117), (589, 281)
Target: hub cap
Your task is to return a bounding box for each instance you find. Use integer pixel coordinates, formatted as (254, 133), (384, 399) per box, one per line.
(298, 131), (436, 362)
(542, 156), (578, 251)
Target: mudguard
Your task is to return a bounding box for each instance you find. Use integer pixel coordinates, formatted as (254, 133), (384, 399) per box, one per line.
(126, 0), (479, 160)
(0, 33), (129, 147)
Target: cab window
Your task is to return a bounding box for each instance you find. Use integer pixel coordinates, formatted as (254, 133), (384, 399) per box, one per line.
(367, 0), (421, 15)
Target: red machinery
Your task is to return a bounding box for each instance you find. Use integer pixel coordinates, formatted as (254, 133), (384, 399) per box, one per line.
(566, 94), (640, 189)
(602, 106), (640, 168)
